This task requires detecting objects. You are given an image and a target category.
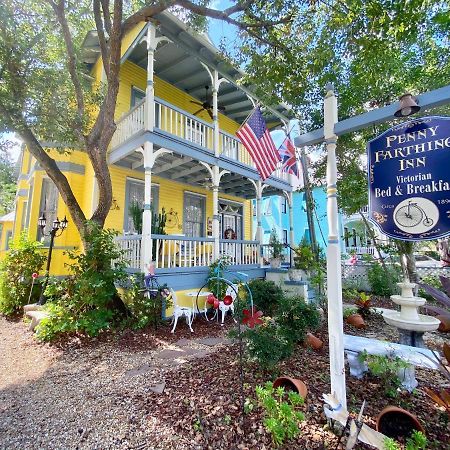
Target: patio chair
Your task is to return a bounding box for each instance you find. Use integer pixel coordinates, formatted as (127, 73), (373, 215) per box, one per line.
(170, 289), (195, 333)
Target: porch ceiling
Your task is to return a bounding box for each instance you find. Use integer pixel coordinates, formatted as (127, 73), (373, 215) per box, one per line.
(115, 152), (282, 199)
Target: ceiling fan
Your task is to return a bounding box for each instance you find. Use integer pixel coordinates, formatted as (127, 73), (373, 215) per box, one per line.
(190, 86), (226, 120)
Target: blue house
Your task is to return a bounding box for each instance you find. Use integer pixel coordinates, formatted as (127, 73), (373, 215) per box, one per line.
(253, 186), (345, 255)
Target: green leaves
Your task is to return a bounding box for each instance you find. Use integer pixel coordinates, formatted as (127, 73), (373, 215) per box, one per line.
(255, 382), (305, 447)
(0, 232), (46, 316)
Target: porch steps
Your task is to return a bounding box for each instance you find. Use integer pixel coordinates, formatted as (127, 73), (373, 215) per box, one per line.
(264, 269), (312, 303)
(23, 304), (49, 331)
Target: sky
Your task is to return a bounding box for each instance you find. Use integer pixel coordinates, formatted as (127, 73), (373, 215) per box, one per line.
(2, 132), (22, 163)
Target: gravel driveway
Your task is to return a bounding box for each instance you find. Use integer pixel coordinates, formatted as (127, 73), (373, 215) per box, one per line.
(0, 317), (227, 450)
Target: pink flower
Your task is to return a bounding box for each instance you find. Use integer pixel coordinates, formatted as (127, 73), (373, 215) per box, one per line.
(242, 309), (263, 328)
(32, 273), (39, 279)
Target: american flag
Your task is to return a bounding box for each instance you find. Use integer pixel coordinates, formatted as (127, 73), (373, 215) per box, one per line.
(236, 107), (280, 180)
(278, 137), (299, 178)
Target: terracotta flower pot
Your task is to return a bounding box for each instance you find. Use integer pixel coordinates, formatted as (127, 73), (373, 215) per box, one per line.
(437, 315), (450, 332)
(376, 406), (424, 440)
(305, 332), (323, 351)
(346, 313), (365, 329)
(273, 377), (308, 399)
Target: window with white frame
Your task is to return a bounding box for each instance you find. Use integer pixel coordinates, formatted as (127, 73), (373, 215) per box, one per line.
(37, 178), (58, 242)
(131, 86), (145, 107)
(282, 229), (288, 245)
(124, 179), (159, 233)
(184, 193), (205, 237)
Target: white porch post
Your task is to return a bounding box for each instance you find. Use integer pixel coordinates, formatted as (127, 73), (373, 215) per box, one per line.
(255, 180), (265, 267)
(139, 25), (171, 272)
(142, 143), (154, 271)
(144, 23), (156, 131)
(324, 85), (347, 409)
(212, 165), (220, 260)
(287, 191), (294, 266)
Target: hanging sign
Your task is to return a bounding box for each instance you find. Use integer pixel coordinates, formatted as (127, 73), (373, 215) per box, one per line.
(367, 116), (450, 241)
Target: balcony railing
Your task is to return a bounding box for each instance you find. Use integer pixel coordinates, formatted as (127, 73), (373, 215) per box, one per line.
(110, 98), (290, 183)
(115, 234), (260, 270)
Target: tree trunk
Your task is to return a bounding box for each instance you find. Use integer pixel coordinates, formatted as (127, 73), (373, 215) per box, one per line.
(395, 240), (418, 283)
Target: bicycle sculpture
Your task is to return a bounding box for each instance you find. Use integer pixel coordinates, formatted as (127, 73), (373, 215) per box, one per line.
(194, 257), (254, 325)
(139, 264), (170, 330)
(394, 199), (434, 228)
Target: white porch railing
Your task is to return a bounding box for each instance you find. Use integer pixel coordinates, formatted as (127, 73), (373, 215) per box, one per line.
(219, 239), (259, 265)
(345, 246), (376, 255)
(155, 99), (214, 150)
(153, 234), (214, 269)
(261, 243), (290, 265)
(110, 98), (290, 184)
(111, 100), (145, 149)
(115, 235), (142, 269)
(115, 234), (260, 269)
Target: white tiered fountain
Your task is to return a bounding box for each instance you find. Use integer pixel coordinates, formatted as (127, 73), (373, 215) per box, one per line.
(383, 281), (440, 348)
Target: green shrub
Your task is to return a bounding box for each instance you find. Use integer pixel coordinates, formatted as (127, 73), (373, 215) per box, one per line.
(0, 232), (46, 316)
(367, 263), (400, 297)
(255, 381), (305, 447)
(248, 278), (284, 316)
(243, 297), (320, 370)
(122, 277), (173, 330)
(35, 223), (129, 341)
(275, 296), (320, 343)
(359, 351), (411, 398)
(244, 322), (294, 371)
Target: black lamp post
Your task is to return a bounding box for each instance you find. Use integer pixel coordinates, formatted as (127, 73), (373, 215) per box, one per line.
(38, 214), (68, 305)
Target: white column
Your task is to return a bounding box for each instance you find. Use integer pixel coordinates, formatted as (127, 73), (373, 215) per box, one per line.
(324, 85), (347, 409)
(145, 23), (156, 132)
(287, 191), (294, 266)
(141, 142), (154, 271)
(256, 180), (264, 267)
(212, 70), (220, 158)
(212, 166), (220, 260)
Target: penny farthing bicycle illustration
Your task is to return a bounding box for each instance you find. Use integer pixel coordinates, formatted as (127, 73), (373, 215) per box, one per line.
(394, 199), (434, 228)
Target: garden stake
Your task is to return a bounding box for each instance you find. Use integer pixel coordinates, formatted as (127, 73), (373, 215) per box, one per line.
(333, 415), (352, 450)
(27, 272), (39, 305)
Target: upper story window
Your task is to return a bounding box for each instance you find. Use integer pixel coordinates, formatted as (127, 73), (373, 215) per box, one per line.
(37, 178), (58, 242)
(131, 86), (145, 107)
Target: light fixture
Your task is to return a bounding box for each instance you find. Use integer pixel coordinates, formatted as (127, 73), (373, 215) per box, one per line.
(52, 218), (60, 230)
(60, 216), (68, 230)
(394, 93), (420, 118)
(38, 214), (47, 229)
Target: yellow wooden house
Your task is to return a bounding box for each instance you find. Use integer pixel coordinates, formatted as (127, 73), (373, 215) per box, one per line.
(6, 12), (295, 299)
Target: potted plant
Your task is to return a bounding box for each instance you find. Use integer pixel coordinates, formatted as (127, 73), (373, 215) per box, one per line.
(129, 200), (143, 234)
(343, 306), (365, 329)
(268, 229), (284, 269)
(289, 240), (315, 281)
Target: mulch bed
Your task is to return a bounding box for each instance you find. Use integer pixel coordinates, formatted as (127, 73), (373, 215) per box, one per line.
(127, 315), (450, 449)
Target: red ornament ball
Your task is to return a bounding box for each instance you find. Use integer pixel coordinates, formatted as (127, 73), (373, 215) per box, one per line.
(213, 299), (220, 309)
(223, 295), (233, 306)
(207, 294), (216, 305)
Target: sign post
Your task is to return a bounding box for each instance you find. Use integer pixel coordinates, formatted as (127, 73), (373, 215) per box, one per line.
(367, 116), (450, 241)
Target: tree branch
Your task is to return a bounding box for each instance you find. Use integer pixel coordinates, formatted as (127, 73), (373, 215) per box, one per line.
(0, 103), (87, 237)
(47, 0), (85, 137)
(94, 0), (111, 74)
(101, 0), (112, 35)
